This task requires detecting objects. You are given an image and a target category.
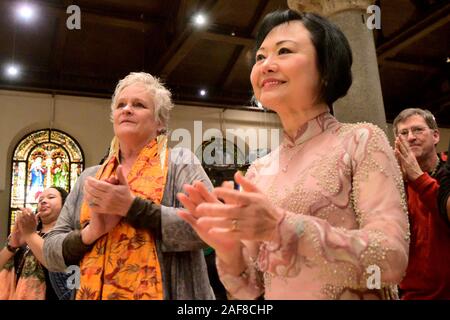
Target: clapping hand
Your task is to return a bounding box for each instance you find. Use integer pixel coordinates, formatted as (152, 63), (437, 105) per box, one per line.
(82, 166), (130, 244)
(84, 165), (135, 216)
(395, 136), (423, 181)
(8, 226), (25, 249)
(177, 180), (240, 254)
(16, 208), (38, 237)
(203, 172), (281, 242)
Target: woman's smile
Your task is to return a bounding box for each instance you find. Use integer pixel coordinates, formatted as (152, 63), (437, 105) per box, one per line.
(261, 78), (286, 89)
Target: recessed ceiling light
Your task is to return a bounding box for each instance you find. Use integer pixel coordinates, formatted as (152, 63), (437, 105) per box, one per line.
(199, 89), (207, 96)
(194, 14), (206, 26)
(5, 64), (20, 78)
(16, 3), (36, 22)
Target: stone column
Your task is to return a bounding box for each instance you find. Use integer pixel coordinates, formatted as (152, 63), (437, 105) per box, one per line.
(288, 0), (389, 134)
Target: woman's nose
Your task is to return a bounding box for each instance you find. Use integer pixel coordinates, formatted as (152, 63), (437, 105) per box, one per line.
(261, 56), (277, 74)
(122, 104), (132, 113)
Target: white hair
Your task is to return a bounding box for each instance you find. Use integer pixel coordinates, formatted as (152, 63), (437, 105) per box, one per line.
(110, 72), (174, 133)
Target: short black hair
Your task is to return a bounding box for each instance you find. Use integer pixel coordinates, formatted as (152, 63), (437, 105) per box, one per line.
(254, 9), (353, 107)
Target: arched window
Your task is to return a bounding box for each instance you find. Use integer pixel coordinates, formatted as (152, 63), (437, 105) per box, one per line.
(195, 137), (245, 187)
(9, 129), (84, 233)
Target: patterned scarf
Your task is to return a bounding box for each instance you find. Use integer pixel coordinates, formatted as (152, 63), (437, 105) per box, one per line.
(0, 247), (46, 300)
(76, 136), (169, 300)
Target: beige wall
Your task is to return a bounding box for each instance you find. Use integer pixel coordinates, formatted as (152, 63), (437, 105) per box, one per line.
(1, 89), (449, 242)
(169, 105), (282, 157)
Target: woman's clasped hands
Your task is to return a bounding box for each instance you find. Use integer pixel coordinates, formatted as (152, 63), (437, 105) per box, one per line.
(177, 171), (283, 252)
(81, 165), (133, 244)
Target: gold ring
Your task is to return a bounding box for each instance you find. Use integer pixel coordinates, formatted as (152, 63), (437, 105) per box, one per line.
(231, 219), (238, 231)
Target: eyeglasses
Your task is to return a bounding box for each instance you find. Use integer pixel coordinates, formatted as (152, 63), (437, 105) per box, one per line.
(397, 126), (429, 138)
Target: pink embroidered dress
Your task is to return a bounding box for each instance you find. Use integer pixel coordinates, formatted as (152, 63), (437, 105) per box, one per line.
(218, 112), (410, 300)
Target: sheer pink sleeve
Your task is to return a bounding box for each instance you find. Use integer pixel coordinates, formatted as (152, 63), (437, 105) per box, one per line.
(216, 242), (264, 299)
(259, 124), (410, 289)
(215, 165), (265, 299)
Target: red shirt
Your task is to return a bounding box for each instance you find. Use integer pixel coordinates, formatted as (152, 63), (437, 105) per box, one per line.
(400, 173), (450, 299)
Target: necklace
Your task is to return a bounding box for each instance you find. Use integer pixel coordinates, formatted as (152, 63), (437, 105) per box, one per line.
(430, 156), (440, 177)
(280, 144), (302, 173)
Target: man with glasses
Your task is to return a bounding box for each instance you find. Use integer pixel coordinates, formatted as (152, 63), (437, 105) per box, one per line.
(393, 108), (450, 299)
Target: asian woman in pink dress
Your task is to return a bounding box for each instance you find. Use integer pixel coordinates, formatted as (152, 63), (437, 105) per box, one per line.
(178, 9), (410, 300)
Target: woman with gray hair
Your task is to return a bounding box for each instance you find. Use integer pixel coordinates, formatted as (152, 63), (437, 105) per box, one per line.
(43, 72), (215, 300)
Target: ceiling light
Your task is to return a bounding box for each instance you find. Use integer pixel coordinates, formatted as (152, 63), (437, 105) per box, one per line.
(16, 3), (36, 22)
(194, 14), (207, 26)
(5, 64), (20, 78)
(199, 89), (207, 96)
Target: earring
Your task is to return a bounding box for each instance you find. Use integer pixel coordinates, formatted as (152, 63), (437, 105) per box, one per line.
(251, 95), (266, 110)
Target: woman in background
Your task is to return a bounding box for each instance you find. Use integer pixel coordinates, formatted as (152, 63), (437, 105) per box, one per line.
(0, 186), (71, 299)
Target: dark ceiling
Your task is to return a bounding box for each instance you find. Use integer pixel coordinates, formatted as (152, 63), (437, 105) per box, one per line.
(0, 0), (449, 126)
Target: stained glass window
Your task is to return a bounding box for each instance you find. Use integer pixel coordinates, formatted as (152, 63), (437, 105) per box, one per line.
(9, 129), (84, 233)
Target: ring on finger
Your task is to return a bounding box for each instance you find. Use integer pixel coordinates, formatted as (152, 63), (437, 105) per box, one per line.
(231, 219), (238, 231)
